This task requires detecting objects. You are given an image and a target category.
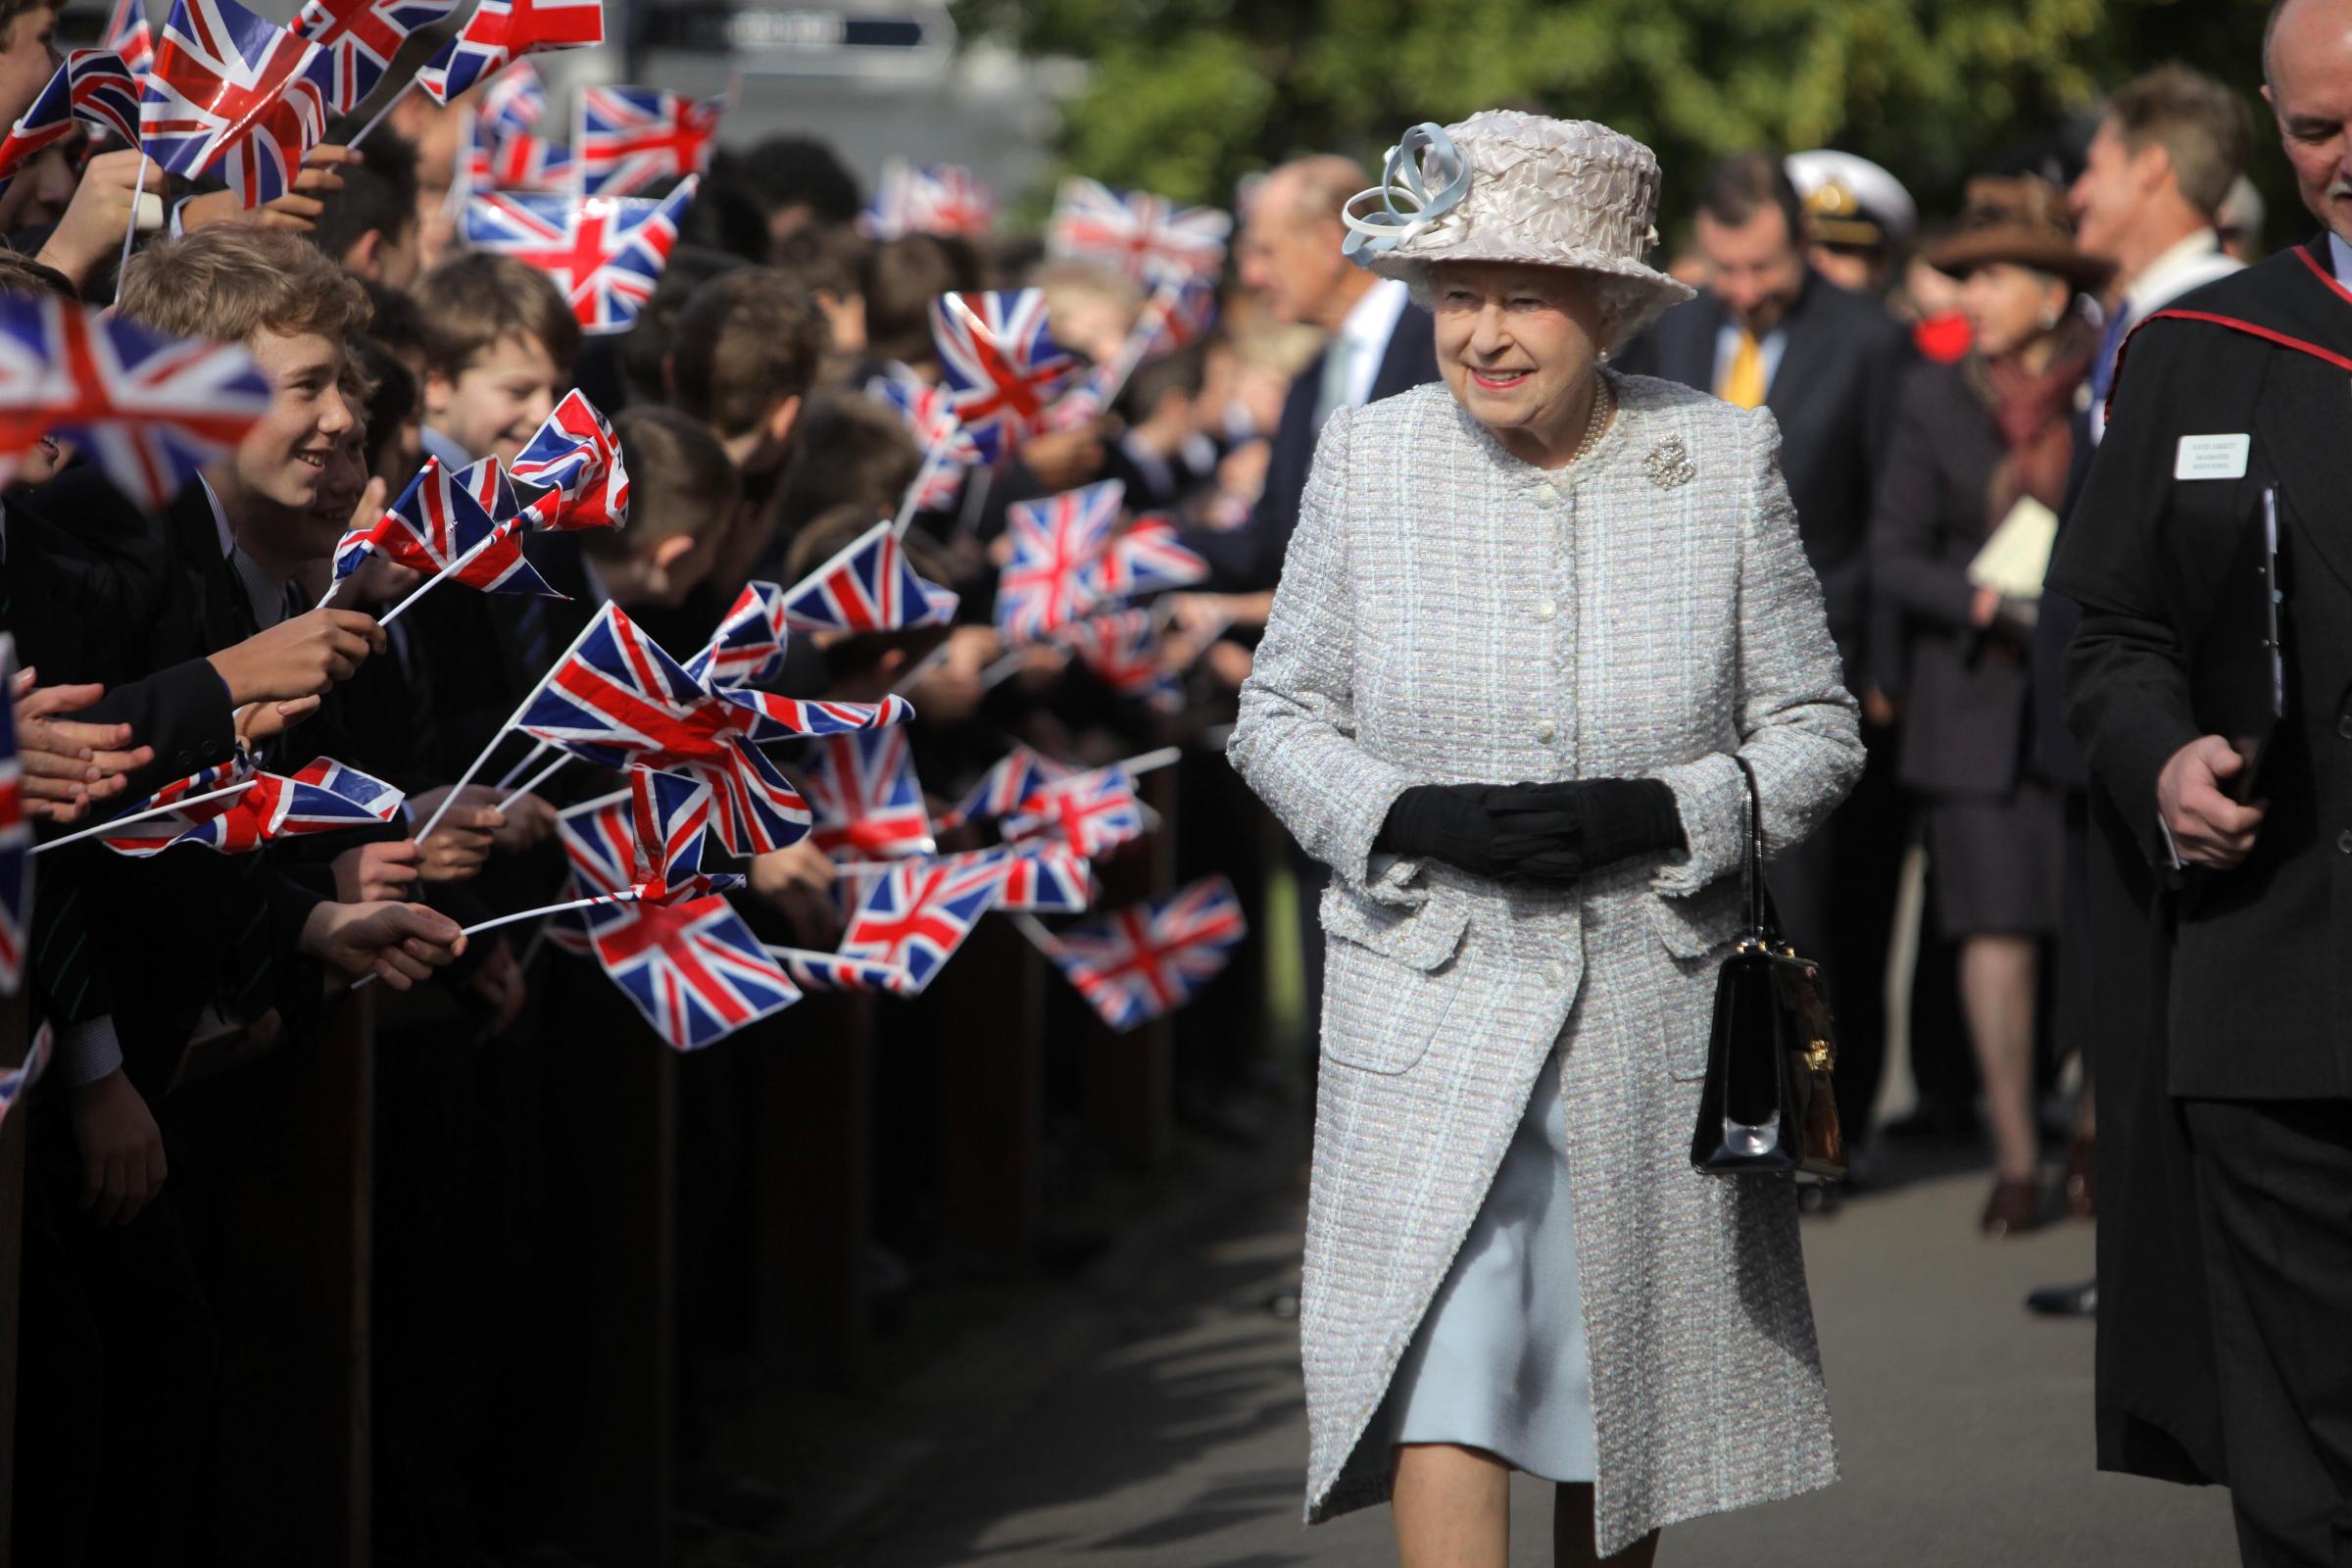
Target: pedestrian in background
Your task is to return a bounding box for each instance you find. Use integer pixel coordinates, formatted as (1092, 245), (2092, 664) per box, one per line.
(1871, 176), (2109, 1236)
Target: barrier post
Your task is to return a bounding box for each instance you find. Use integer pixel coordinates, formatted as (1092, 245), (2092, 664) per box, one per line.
(754, 991), (873, 1375)
(1083, 764), (1178, 1174)
(937, 916), (1043, 1271)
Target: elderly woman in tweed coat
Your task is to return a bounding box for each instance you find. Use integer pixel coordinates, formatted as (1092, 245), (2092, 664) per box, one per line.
(1229, 111), (1863, 1566)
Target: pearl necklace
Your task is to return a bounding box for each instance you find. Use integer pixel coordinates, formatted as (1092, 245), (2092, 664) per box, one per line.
(1566, 372), (1613, 467)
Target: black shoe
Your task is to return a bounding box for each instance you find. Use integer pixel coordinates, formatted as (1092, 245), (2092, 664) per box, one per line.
(2025, 1278), (2097, 1317)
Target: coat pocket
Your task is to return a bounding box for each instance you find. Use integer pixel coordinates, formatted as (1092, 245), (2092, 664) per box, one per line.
(1646, 879), (1747, 960)
(1316, 882), (1471, 1076)
(1648, 884), (1744, 1081)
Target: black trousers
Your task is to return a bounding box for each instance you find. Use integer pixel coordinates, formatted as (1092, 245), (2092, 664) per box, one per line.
(2182, 1097), (2352, 1567)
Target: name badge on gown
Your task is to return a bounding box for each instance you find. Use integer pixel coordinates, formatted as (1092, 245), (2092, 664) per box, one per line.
(2175, 433), (2251, 480)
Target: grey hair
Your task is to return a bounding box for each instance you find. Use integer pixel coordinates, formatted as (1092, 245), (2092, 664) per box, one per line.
(1398, 262), (1658, 350)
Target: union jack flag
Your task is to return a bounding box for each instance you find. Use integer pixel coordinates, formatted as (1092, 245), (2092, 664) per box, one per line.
(989, 840), (1094, 914)
(586, 890), (801, 1051)
(0, 636), (26, 997)
(575, 84), (722, 199)
(763, 947), (905, 995)
(861, 159), (993, 240)
(328, 456), (564, 598)
(478, 58), (546, 134)
(838, 854), (1009, 996)
(289, 0), (459, 112)
(1084, 513), (1207, 599)
(929, 289), (1078, 467)
(997, 479), (1124, 644)
(1054, 611), (1180, 710)
(142, 0), (335, 208)
(933, 743), (1072, 833)
(626, 768), (746, 903)
(103, 755), (404, 857)
(1047, 178), (1232, 287)
(1035, 876), (1246, 1031)
(104, 0), (155, 77)
(548, 780), (790, 1048)
(1140, 276), (1219, 357)
(779, 517), (957, 636)
(684, 581), (789, 689)
(417, 0), (604, 105)
(508, 389), (629, 530)
(790, 727), (931, 860)
(0, 296), (270, 509)
(0, 1022), (51, 1126)
(468, 109), (574, 193)
(0, 52), (142, 201)
(464, 177), (695, 335)
(865, 374), (977, 511)
(1002, 764), (1147, 858)
(517, 604), (913, 857)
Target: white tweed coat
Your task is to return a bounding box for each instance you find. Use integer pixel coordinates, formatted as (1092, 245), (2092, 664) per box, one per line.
(1228, 371), (1863, 1554)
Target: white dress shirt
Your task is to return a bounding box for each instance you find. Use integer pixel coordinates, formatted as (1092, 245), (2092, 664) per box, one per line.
(2090, 228), (2244, 445)
(1314, 277), (1411, 426)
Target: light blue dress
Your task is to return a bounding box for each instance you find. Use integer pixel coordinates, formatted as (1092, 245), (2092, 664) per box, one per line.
(1376, 1043), (1597, 1480)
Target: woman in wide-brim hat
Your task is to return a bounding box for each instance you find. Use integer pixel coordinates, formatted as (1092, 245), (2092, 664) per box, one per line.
(1875, 175), (2112, 1240)
(1229, 109), (1861, 1565)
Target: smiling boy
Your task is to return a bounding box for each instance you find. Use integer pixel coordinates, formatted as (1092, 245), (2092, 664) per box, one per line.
(412, 251), (581, 467)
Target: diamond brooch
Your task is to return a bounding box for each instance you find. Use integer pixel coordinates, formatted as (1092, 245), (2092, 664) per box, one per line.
(1643, 437), (1695, 489)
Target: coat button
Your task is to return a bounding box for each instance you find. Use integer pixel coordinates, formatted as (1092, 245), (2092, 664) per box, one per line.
(2339, 830), (2352, 856)
(1534, 489), (1557, 510)
(1543, 962), (1566, 986)
(1534, 599), (1557, 621)
(1535, 719), (1557, 743)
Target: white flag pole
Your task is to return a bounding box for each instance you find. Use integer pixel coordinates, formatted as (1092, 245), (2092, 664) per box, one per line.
(495, 752), (571, 813)
(350, 889), (642, 989)
(410, 604), (611, 848)
(376, 516), (524, 628)
(1090, 275), (1187, 412)
(886, 640), (953, 699)
(31, 780), (248, 856)
(889, 435), (954, 540)
(115, 153), (151, 287)
(346, 75), (420, 151)
(493, 740), (554, 792)
(1006, 910), (1058, 953)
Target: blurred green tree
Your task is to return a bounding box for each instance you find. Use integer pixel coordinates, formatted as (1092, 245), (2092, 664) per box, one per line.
(956, 0), (2282, 239)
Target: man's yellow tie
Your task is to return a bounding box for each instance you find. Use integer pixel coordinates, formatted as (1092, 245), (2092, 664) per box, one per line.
(1720, 330), (1767, 410)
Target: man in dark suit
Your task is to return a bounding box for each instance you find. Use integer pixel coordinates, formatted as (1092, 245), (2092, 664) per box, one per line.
(1617, 153), (1911, 1152)
(1206, 153), (1442, 596)
(2047, 3), (2352, 1554)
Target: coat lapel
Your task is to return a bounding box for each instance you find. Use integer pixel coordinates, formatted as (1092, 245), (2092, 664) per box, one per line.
(1762, 272), (1837, 430)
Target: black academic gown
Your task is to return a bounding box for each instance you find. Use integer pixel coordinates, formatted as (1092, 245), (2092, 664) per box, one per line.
(2047, 234), (2352, 1484)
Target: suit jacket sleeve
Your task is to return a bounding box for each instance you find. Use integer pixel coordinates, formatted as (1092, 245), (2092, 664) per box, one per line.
(2046, 329), (2203, 869)
(1868, 368), (1979, 634)
(1648, 404), (1866, 897)
(1227, 405), (1426, 904)
(1231, 368), (1318, 593)
(81, 658), (238, 803)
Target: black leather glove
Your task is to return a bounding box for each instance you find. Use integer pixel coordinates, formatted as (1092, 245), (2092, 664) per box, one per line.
(1377, 778), (1685, 883)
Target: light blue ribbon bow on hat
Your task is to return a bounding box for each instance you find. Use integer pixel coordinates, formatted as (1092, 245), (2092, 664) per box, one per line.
(1341, 122), (1473, 261)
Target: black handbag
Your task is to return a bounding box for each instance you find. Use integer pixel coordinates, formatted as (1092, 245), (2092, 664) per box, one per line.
(1689, 757), (1847, 1182)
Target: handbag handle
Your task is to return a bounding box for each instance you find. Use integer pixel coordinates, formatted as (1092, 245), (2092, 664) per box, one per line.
(1732, 754), (1777, 945)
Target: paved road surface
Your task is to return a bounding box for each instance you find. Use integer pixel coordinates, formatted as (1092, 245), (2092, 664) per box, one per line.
(839, 1167), (2237, 1567)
